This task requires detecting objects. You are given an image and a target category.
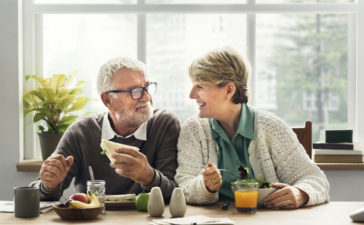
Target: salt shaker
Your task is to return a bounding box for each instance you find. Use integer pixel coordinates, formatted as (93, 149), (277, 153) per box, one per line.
(148, 187), (165, 217)
(169, 187), (186, 217)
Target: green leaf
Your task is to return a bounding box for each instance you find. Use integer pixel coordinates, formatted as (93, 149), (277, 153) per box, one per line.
(231, 178), (271, 189)
(50, 74), (66, 91)
(238, 165), (250, 179)
(38, 125), (45, 133)
(68, 88), (83, 96)
(67, 97), (90, 112)
(59, 115), (78, 126)
(30, 90), (47, 102)
(25, 75), (50, 89)
(76, 80), (86, 86)
(58, 96), (75, 112)
(64, 71), (77, 87)
(33, 113), (46, 123)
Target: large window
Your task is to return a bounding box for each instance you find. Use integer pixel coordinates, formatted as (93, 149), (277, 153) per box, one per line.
(23, 0), (359, 159)
(256, 13), (350, 140)
(147, 14), (246, 119)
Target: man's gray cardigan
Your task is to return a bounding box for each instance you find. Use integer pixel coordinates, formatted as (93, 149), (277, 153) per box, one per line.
(31, 109), (180, 202)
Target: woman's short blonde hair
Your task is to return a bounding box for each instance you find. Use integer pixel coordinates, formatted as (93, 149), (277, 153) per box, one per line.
(189, 47), (250, 104)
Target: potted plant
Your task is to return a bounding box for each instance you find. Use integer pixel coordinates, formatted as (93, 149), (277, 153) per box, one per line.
(23, 72), (92, 160)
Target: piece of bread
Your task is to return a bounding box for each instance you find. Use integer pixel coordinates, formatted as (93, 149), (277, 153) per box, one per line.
(104, 194), (136, 202)
(100, 139), (140, 163)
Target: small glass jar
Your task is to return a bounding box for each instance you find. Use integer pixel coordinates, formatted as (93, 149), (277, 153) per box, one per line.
(87, 180), (106, 213)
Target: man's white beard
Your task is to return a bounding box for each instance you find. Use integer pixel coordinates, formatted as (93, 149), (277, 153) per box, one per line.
(115, 102), (153, 128)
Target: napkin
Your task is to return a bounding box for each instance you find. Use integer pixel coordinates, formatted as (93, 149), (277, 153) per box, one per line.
(150, 215), (235, 225)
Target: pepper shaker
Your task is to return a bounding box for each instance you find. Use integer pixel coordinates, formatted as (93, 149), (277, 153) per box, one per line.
(169, 187), (186, 217)
(148, 187), (165, 217)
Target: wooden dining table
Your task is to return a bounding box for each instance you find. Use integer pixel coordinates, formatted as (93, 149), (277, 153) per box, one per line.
(1, 201), (363, 225)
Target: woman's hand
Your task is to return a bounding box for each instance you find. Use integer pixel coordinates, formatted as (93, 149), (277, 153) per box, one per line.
(263, 183), (309, 209)
(202, 162), (222, 193)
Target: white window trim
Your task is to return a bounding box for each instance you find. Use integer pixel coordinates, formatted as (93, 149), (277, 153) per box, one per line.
(357, 1), (364, 150)
(22, 0), (362, 159)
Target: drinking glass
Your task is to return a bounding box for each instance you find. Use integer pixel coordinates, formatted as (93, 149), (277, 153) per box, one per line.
(87, 180), (105, 213)
(231, 181), (258, 213)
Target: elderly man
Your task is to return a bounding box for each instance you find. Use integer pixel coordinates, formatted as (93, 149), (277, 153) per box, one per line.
(30, 57), (180, 201)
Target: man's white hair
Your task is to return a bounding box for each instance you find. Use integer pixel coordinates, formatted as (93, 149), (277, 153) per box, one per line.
(97, 57), (146, 95)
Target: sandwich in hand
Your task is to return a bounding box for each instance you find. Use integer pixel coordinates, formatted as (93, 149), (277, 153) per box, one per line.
(100, 139), (140, 163)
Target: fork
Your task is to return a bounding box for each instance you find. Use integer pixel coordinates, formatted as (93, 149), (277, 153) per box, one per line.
(218, 169), (240, 178)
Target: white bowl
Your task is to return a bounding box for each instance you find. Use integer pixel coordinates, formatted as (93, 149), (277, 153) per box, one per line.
(257, 188), (276, 208)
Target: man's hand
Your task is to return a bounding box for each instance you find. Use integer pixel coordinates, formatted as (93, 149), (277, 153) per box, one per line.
(263, 183), (309, 209)
(202, 162), (222, 193)
(40, 154), (74, 189)
(110, 148), (155, 186)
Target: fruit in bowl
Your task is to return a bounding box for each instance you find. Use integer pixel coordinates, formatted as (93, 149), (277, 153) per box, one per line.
(68, 191), (100, 209)
(69, 193), (89, 204)
(53, 191), (102, 220)
(53, 205), (103, 220)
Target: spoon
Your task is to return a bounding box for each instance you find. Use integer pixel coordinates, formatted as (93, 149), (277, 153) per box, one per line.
(88, 165), (95, 189)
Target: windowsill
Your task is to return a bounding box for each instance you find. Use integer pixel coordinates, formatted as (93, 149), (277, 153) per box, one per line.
(16, 159), (42, 172)
(316, 163), (364, 170)
(16, 159), (364, 172)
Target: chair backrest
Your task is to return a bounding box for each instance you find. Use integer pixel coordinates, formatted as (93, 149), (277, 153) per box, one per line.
(292, 121), (312, 158)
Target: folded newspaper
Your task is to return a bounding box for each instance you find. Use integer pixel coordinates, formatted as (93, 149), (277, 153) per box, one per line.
(0, 201), (56, 213)
(150, 215), (235, 225)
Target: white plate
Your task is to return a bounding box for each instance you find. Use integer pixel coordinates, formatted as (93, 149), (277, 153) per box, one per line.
(105, 200), (136, 210)
(104, 194), (136, 210)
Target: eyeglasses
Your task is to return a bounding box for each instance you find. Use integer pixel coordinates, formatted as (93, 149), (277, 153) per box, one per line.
(107, 82), (157, 100)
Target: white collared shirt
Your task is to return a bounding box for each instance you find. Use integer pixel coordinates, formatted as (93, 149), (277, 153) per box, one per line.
(101, 112), (147, 141)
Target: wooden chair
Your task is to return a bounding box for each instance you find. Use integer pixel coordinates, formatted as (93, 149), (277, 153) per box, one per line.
(292, 121), (312, 159)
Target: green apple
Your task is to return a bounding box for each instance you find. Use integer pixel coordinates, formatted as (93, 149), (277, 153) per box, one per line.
(135, 193), (150, 211)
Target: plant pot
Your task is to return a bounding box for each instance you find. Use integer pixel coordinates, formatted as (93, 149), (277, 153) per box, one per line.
(37, 133), (63, 160)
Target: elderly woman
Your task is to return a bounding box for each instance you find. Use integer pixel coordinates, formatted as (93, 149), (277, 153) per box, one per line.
(175, 47), (329, 209)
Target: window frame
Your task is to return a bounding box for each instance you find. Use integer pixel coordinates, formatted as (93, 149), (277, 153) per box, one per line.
(22, 0), (362, 159)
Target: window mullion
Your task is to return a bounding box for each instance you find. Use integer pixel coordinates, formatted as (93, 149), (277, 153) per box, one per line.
(358, 0), (364, 146)
(35, 14), (43, 78)
(23, 0), (38, 160)
(29, 3), (358, 14)
(247, 13), (256, 106)
(137, 13), (146, 64)
(348, 14), (356, 134)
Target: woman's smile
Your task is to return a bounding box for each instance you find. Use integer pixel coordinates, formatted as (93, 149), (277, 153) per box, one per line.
(197, 101), (206, 109)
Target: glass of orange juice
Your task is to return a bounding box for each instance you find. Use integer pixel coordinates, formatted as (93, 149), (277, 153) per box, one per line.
(232, 180), (258, 213)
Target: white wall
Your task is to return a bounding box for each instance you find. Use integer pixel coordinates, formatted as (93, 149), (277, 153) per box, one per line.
(0, 0), (363, 202)
(0, 0), (39, 200)
(325, 170), (364, 201)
